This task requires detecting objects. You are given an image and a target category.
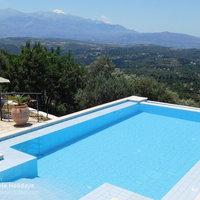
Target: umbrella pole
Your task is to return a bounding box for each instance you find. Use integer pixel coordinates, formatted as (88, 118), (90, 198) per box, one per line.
(0, 92), (2, 121)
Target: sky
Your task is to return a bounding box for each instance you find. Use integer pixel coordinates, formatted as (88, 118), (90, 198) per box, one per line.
(0, 0), (200, 37)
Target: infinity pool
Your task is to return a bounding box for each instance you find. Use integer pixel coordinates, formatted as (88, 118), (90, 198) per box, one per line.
(1, 100), (200, 200)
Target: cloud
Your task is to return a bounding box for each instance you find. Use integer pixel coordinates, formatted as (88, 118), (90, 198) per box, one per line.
(52, 9), (65, 14)
(100, 15), (112, 24)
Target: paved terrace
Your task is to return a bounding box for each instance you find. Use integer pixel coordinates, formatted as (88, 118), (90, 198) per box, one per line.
(0, 117), (48, 141)
(0, 107), (58, 141)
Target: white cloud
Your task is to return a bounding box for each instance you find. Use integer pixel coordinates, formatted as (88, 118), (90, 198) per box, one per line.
(100, 15), (112, 24)
(52, 9), (65, 14)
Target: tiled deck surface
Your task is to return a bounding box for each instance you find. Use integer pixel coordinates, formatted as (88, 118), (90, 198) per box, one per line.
(80, 183), (153, 200)
(0, 118), (47, 141)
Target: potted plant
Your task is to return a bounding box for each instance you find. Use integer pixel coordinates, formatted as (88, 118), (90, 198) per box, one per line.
(11, 95), (30, 126)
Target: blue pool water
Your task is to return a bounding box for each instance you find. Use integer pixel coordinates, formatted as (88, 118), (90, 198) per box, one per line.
(14, 109), (200, 200)
(2, 103), (200, 200)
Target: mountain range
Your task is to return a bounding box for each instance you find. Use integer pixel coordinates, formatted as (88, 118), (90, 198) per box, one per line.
(1, 8), (200, 48)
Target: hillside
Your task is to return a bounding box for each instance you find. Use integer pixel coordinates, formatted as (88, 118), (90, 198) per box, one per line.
(0, 37), (200, 102)
(1, 9), (200, 48)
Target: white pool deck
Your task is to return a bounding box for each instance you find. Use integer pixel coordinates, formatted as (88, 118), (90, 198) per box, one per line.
(0, 107), (58, 141)
(80, 183), (153, 200)
(0, 118), (48, 141)
(1, 96), (200, 200)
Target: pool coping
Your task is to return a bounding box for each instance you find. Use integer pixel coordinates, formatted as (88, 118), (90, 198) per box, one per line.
(1, 96), (200, 200)
(147, 100), (200, 113)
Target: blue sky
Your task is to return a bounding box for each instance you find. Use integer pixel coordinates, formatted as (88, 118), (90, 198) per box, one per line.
(0, 0), (200, 37)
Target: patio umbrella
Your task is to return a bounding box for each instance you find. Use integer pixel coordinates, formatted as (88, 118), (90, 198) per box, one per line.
(0, 77), (10, 83)
(0, 76), (10, 93)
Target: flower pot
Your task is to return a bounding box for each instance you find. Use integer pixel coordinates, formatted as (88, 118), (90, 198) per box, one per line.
(11, 104), (30, 126)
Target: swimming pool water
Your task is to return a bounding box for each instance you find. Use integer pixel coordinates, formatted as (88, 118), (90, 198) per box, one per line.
(11, 110), (200, 200)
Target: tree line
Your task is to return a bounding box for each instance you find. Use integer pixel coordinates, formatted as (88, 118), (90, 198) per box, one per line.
(0, 41), (197, 116)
